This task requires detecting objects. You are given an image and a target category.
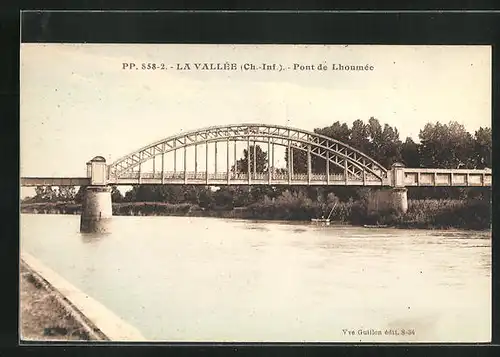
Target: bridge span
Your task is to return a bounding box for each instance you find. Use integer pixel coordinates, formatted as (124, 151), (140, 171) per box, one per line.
(108, 168), (491, 187)
(20, 123), (491, 233)
(21, 177), (91, 187)
(20, 168), (491, 188)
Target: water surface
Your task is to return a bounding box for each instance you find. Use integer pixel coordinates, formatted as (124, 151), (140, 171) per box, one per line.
(20, 214), (491, 342)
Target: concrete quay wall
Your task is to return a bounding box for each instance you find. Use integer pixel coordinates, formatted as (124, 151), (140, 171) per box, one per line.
(21, 252), (146, 342)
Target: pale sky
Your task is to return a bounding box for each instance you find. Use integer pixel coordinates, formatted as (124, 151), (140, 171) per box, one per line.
(21, 44), (491, 182)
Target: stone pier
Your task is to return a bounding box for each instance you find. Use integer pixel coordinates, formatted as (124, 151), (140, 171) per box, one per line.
(80, 156), (112, 233)
(391, 162), (408, 214)
(367, 162), (409, 215)
(80, 186), (112, 233)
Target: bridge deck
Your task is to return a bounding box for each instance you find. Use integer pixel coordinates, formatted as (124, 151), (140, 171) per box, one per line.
(20, 177), (91, 187)
(403, 168), (491, 187)
(19, 168), (491, 187)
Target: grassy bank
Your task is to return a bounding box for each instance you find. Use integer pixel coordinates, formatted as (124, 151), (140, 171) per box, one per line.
(240, 197), (490, 230)
(20, 262), (98, 341)
(21, 197), (491, 230)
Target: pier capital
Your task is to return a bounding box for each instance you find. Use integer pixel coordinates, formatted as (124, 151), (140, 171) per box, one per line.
(391, 162), (406, 188)
(86, 156), (108, 186)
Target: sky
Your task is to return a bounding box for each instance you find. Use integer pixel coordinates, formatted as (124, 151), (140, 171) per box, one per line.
(20, 44), (491, 197)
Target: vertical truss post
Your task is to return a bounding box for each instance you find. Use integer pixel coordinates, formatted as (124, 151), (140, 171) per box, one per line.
(247, 131), (251, 185)
(344, 160), (348, 185)
(184, 140), (187, 184)
(152, 152), (156, 178)
(290, 146), (294, 181)
(272, 142), (275, 181)
(161, 150), (165, 184)
(287, 136), (291, 185)
(362, 170), (366, 185)
(194, 139), (198, 179)
(253, 141), (257, 180)
(234, 140), (237, 180)
(174, 141), (177, 173)
(326, 151), (330, 185)
(227, 137), (230, 185)
(206, 142), (209, 185)
(307, 144), (311, 185)
(268, 136), (271, 184)
(214, 142), (218, 175)
(138, 156), (142, 184)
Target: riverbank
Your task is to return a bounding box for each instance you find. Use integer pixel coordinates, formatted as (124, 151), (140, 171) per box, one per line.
(20, 197), (491, 230)
(20, 261), (103, 341)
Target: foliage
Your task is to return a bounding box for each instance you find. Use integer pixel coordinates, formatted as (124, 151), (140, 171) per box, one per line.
(22, 117), (491, 230)
(110, 186), (123, 202)
(27, 186), (77, 203)
(233, 144), (268, 173)
(401, 137), (420, 167)
(418, 121), (476, 169)
(473, 127), (492, 168)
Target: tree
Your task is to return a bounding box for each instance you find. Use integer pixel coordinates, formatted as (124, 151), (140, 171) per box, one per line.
(349, 119), (371, 153)
(366, 117), (383, 158)
(401, 137), (420, 167)
(198, 189), (214, 209)
(419, 121), (475, 168)
(234, 144), (268, 173)
(214, 187), (234, 208)
(164, 186), (186, 204)
(313, 121), (351, 174)
(57, 186), (76, 201)
(232, 186), (252, 207)
(312, 117), (401, 172)
(314, 121), (351, 142)
(33, 186), (57, 202)
(184, 185), (201, 204)
(474, 127), (492, 168)
(378, 123), (403, 167)
(284, 146), (308, 174)
(110, 186), (123, 202)
(74, 186), (86, 204)
(124, 185), (157, 202)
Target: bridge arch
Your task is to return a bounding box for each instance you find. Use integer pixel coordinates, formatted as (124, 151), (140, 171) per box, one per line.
(108, 124), (388, 181)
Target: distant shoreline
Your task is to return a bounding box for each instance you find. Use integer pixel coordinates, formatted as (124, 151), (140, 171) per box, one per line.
(20, 200), (492, 231)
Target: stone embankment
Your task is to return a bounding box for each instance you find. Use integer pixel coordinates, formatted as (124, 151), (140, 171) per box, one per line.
(20, 253), (146, 342)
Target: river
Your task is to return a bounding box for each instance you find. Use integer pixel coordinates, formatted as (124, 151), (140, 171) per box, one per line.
(20, 214), (491, 342)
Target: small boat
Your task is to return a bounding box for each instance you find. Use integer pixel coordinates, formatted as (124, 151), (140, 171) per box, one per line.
(363, 224), (389, 228)
(311, 218), (330, 224)
(311, 202), (336, 225)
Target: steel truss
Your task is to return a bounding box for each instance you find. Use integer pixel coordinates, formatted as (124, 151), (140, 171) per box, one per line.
(108, 124), (388, 182)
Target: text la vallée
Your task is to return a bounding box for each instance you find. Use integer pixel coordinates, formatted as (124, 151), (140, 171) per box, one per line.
(122, 62), (375, 72)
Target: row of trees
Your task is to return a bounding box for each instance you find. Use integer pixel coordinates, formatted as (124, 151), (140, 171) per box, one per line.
(25, 185), (124, 204)
(317, 118), (491, 170)
(31, 186), (78, 202)
(24, 118), (491, 206)
(225, 118), (491, 175)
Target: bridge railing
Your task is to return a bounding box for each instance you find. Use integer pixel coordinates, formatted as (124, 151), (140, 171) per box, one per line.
(402, 168), (492, 187)
(113, 171), (386, 184)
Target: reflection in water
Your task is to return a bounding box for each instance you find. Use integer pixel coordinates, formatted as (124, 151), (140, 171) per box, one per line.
(20, 214), (491, 342)
(80, 233), (106, 244)
(244, 225), (269, 232)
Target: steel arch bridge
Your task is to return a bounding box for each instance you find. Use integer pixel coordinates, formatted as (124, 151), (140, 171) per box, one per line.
(107, 123), (390, 186)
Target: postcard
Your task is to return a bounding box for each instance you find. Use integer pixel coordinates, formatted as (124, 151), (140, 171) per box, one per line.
(20, 43), (492, 343)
